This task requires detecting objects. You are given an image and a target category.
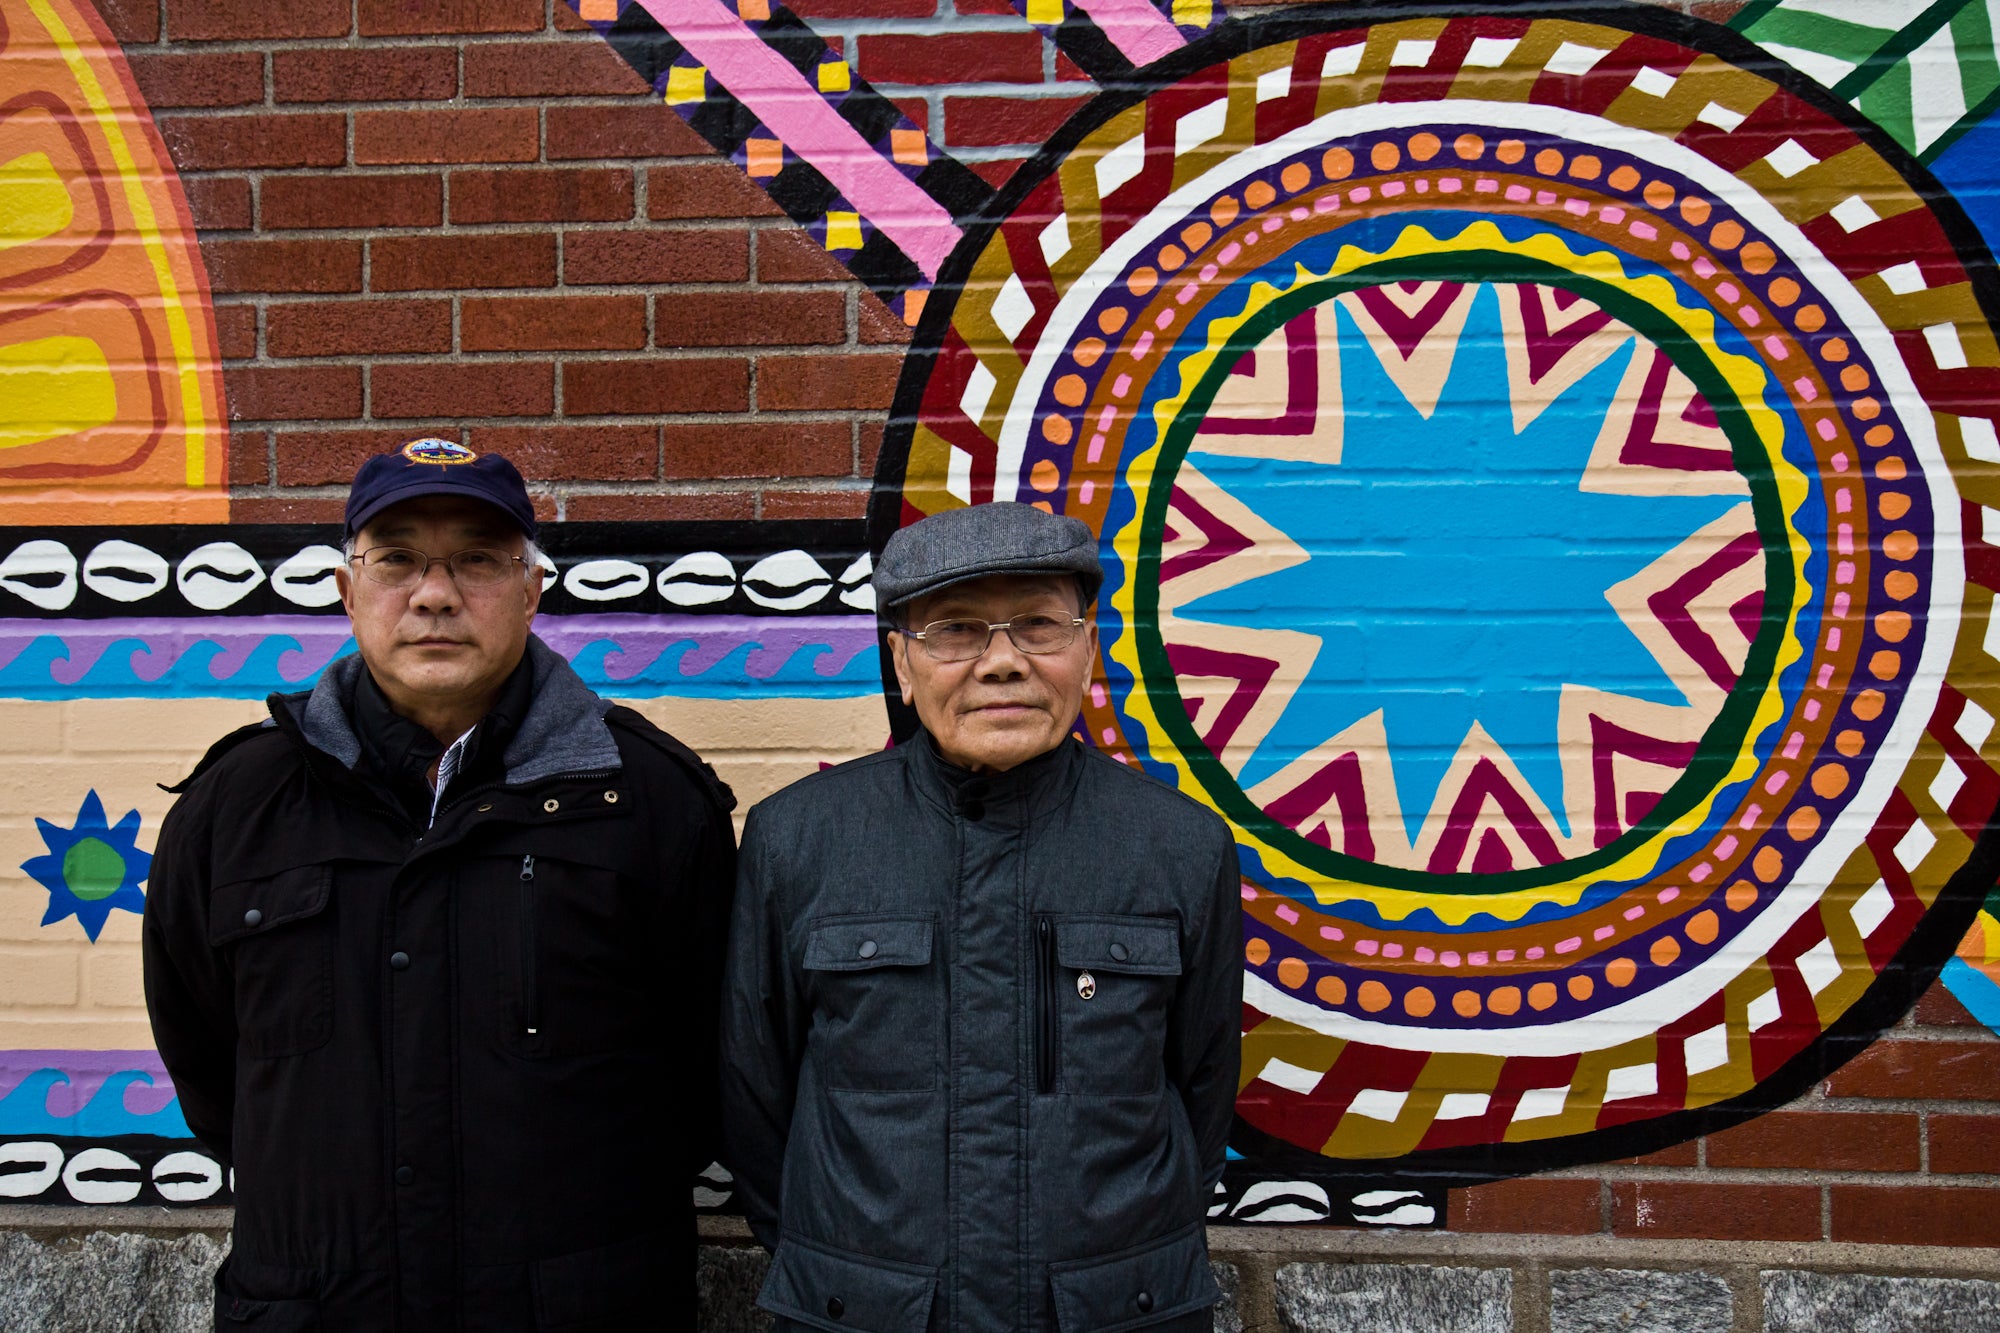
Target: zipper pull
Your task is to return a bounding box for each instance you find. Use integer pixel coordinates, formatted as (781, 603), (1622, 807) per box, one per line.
(520, 854), (534, 882)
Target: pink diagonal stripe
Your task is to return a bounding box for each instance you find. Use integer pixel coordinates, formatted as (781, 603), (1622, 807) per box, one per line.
(1070, 0), (1185, 67)
(635, 0), (962, 280)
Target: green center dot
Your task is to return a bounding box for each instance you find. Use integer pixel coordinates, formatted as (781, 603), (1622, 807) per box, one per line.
(63, 837), (126, 902)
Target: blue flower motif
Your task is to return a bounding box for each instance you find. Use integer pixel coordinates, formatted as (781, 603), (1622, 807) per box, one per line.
(22, 791), (152, 942)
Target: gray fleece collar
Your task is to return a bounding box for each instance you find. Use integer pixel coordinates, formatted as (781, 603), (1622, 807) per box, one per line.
(293, 635), (621, 785)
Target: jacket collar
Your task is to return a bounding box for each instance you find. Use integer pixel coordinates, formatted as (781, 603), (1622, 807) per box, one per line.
(905, 729), (1084, 825)
(280, 635), (622, 787)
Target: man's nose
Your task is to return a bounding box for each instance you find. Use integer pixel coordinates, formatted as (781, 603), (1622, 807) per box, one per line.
(407, 558), (461, 612)
(972, 626), (1029, 678)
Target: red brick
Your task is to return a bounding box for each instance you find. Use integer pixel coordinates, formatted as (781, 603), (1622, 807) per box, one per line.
(157, 113), (345, 170)
(212, 305), (257, 360)
(182, 176), (253, 230)
(1824, 1038), (2000, 1102)
(759, 354), (902, 411)
(228, 429), (269, 486)
(1691, 1), (1749, 23)
(464, 41), (651, 97)
(95, 0), (159, 43)
(1055, 51), (1092, 83)
(562, 358), (748, 415)
(547, 104), (712, 160)
(461, 295), (647, 351)
(127, 53), (264, 109)
(1930, 1113), (2000, 1173)
(648, 163), (787, 220)
(564, 228), (748, 285)
(276, 429), (430, 485)
(943, 95), (1090, 148)
(967, 157), (1027, 189)
(757, 227), (856, 283)
(788, 0), (935, 15)
(662, 422), (850, 479)
(372, 362), (556, 419)
(1917, 978), (1983, 1027)
(230, 497), (348, 524)
(356, 109), (539, 165)
(1705, 1110), (1920, 1172)
(450, 168), (633, 224)
(202, 238), (362, 294)
(274, 48), (457, 104)
(566, 492), (756, 521)
(762, 489), (868, 519)
(371, 234), (556, 291)
(859, 421), (884, 474)
(264, 175), (443, 231)
(467, 425), (657, 481)
(1448, 1177), (1602, 1236)
(953, 0), (1015, 13)
(1610, 1182), (1820, 1242)
(654, 290), (845, 348)
(1831, 1184), (2000, 1247)
(358, 0), (542, 35)
(554, 2), (592, 31)
(166, 0), (349, 40)
(858, 32), (1044, 86)
(267, 299), (452, 357)
(888, 98), (929, 133)
(226, 365), (364, 421)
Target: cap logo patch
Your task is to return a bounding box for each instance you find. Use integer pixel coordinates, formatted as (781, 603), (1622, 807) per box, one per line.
(401, 438), (476, 466)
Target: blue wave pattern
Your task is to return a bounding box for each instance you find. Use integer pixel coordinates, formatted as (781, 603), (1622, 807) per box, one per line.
(0, 1061), (192, 1138)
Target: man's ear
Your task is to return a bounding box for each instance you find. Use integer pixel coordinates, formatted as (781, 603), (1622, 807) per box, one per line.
(523, 561), (544, 622)
(336, 562), (356, 619)
(888, 630), (916, 707)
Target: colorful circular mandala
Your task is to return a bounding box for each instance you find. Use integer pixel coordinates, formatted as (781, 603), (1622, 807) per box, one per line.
(874, 8), (2000, 1173)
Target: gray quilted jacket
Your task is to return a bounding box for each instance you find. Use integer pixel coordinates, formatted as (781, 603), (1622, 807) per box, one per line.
(720, 733), (1242, 1332)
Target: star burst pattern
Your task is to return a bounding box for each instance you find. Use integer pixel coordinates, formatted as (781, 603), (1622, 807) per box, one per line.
(22, 790), (152, 942)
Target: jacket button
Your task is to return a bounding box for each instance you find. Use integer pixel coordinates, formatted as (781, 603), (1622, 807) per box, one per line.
(857, 940), (879, 960)
(242, 909), (263, 928)
(604, 790), (619, 804)
(1109, 941), (1129, 962)
(543, 798), (560, 814)
(1135, 1291), (1153, 1314)
(389, 951), (410, 971)
(826, 1296), (844, 1319)
(395, 1166), (414, 1186)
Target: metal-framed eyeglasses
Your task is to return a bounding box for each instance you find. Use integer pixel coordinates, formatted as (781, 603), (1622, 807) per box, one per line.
(903, 614), (1087, 662)
(349, 546), (531, 589)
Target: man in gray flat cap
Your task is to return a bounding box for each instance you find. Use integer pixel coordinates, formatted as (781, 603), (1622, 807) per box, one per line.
(720, 501), (1243, 1332)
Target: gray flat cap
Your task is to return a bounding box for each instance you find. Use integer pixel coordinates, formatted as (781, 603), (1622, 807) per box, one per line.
(875, 502), (1103, 611)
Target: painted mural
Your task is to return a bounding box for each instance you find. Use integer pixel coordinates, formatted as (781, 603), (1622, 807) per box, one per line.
(6, 0), (2000, 1231)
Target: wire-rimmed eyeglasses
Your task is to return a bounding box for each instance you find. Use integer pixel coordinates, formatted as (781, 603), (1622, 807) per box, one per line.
(903, 615), (1087, 662)
(349, 547), (531, 589)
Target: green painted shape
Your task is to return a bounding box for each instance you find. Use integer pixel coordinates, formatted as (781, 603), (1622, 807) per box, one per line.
(61, 836), (126, 903)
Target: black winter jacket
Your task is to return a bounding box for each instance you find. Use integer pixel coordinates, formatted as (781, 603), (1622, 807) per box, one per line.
(720, 733), (1242, 1332)
(143, 638), (735, 1332)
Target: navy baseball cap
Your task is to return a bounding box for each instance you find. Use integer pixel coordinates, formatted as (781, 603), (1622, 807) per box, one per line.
(344, 439), (537, 540)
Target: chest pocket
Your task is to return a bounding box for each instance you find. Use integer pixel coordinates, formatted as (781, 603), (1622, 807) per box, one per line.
(1053, 915), (1181, 1096)
(209, 865), (335, 1059)
(501, 851), (652, 1061)
(802, 917), (937, 1092)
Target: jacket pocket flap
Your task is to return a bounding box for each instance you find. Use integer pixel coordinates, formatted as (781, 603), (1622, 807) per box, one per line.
(1055, 916), (1181, 975)
(759, 1233), (937, 1332)
(804, 918), (933, 971)
(209, 865), (332, 946)
(1047, 1224), (1219, 1333)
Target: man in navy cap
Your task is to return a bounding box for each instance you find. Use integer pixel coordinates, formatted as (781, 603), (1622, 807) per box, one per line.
(721, 501), (1242, 1331)
(145, 439), (735, 1330)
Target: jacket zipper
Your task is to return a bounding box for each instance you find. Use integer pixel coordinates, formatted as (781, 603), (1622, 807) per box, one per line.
(519, 854), (540, 1039)
(1035, 914), (1055, 1094)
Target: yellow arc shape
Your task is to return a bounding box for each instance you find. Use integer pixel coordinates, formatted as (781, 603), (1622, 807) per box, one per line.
(1108, 221), (1814, 927)
(0, 335), (115, 449)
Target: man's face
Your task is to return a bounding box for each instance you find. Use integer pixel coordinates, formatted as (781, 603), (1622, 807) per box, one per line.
(889, 573), (1097, 774)
(336, 494), (542, 718)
